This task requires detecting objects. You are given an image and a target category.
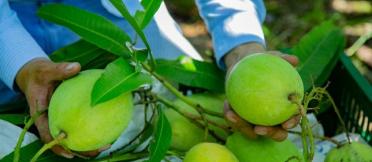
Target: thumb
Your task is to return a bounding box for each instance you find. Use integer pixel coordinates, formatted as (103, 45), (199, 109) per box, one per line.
(49, 62), (81, 81)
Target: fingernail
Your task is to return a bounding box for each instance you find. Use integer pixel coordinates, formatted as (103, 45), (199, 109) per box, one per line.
(61, 152), (74, 159)
(65, 63), (79, 72)
(255, 127), (267, 135)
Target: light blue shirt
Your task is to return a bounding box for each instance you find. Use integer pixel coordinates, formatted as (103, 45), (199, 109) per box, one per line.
(0, 0), (266, 105)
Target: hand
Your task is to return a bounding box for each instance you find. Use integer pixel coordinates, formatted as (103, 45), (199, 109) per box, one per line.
(15, 58), (109, 158)
(223, 43), (301, 141)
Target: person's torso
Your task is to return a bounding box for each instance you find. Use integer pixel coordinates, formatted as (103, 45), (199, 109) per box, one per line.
(1, 0), (201, 106)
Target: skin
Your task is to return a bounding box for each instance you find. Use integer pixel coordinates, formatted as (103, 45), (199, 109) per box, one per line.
(15, 58), (109, 158)
(224, 42), (301, 141)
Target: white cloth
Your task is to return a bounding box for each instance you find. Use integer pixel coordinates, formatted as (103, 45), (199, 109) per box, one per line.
(0, 120), (38, 159)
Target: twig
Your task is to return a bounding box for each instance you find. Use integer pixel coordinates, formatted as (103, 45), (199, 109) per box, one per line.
(30, 132), (66, 162)
(346, 32), (372, 56)
(141, 63), (224, 119)
(323, 91), (351, 143)
(13, 109), (46, 162)
(155, 93), (227, 141)
(290, 92), (315, 162)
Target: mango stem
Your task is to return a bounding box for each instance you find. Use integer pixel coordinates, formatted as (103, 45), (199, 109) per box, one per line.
(30, 132), (66, 162)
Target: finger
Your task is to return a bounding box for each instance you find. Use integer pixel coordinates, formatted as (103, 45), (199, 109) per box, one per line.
(51, 145), (74, 159)
(37, 62), (81, 83)
(34, 114), (74, 158)
(224, 101), (257, 138)
(49, 62), (81, 81)
(254, 126), (288, 141)
(267, 51), (299, 67)
(282, 114), (301, 129)
(269, 127), (288, 141)
(280, 54), (299, 67)
(74, 144), (111, 159)
(224, 101), (247, 128)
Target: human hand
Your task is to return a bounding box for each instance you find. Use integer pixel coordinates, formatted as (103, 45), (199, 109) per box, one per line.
(223, 42), (301, 141)
(16, 58), (110, 158)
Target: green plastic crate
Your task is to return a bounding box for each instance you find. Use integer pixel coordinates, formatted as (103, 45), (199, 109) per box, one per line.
(322, 54), (372, 145)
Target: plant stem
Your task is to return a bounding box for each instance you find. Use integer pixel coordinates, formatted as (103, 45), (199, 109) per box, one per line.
(323, 91), (351, 143)
(155, 93), (227, 141)
(346, 32), (372, 56)
(142, 63), (223, 140)
(13, 110), (46, 162)
(290, 91), (315, 162)
(30, 132), (66, 162)
(142, 63), (223, 118)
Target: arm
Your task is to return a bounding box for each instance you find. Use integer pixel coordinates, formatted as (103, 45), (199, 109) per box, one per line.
(195, 0), (301, 141)
(195, 0), (266, 69)
(0, 0), (48, 90)
(0, 1), (79, 158)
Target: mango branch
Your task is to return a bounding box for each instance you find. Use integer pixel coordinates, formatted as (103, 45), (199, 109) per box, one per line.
(323, 91), (351, 143)
(30, 132), (67, 162)
(141, 63), (224, 118)
(155, 93), (227, 141)
(13, 109), (46, 162)
(142, 62), (221, 140)
(289, 92), (314, 162)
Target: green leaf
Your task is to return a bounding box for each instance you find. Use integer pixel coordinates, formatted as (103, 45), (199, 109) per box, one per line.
(155, 56), (225, 93)
(134, 49), (149, 62)
(91, 58), (153, 105)
(84, 53), (118, 70)
(37, 4), (131, 57)
(49, 40), (108, 67)
(292, 21), (345, 91)
(140, 0), (163, 29)
(113, 124), (154, 155)
(1, 140), (85, 162)
(0, 114), (27, 125)
(108, 0), (156, 67)
(146, 107), (172, 162)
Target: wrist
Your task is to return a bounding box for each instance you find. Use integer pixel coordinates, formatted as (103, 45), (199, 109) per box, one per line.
(224, 42), (265, 71)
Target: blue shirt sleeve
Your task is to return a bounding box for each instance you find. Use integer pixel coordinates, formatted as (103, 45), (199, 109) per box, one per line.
(195, 0), (266, 69)
(0, 0), (49, 90)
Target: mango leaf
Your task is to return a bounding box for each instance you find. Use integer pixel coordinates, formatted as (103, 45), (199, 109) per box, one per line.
(108, 0), (156, 67)
(140, 0), (163, 29)
(84, 53), (118, 70)
(0, 114), (27, 125)
(155, 56), (225, 93)
(292, 21), (345, 91)
(146, 107), (172, 162)
(1, 140), (85, 162)
(91, 58), (153, 105)
(49, 40), (108, 67)
(112, 124), (154, 155)
(38, 4), (131, 57)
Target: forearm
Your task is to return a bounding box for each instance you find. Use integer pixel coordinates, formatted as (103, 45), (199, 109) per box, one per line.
(195, 0), (267, 69)
(0, 0), (48, 90)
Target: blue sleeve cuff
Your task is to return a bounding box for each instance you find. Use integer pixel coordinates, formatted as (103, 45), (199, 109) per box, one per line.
(196, 0), (266, 69)
(0, 1), (48, 90)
